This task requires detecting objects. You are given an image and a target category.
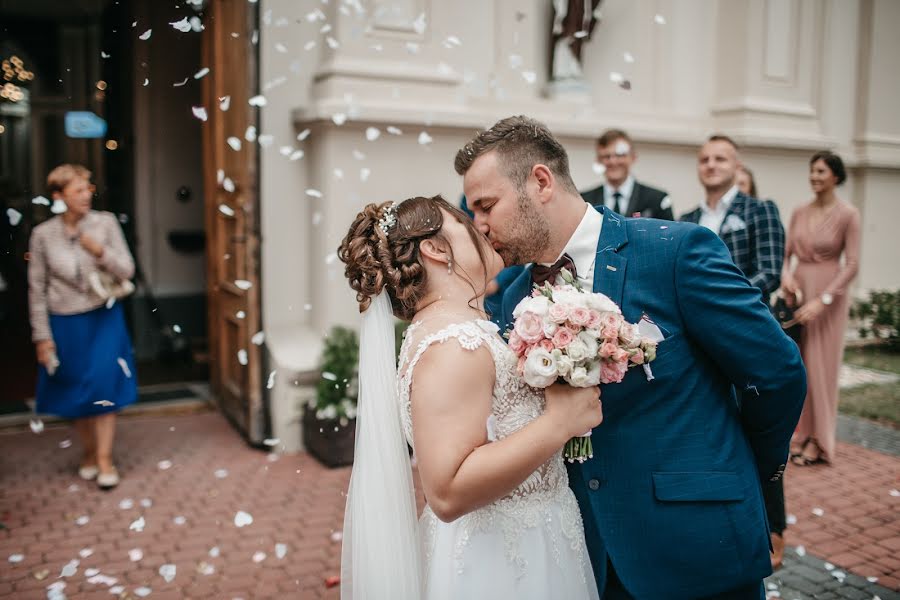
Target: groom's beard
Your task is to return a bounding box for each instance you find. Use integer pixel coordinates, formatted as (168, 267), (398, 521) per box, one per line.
(497, 194), (551, 266)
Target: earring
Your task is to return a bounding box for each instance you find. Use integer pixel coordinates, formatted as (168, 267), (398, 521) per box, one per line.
(447, 261), (453, 275)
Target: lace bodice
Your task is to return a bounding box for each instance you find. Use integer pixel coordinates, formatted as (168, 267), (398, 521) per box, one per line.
(397, 319), (586, 579)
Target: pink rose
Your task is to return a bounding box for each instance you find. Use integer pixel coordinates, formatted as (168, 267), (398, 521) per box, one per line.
(548, 303), (570, 324)
(601, 313), (620, 329)
(602, 325), (619, 340)
(570, 307), (592, 327)
(614, 348), (630, 363)
(539, 339), (555, 353)
(630, 348), (645, 365)
(508, 331), (527, 356)
(552, 328), (575, 349)
(600, 360), (628, 384)
(599, 342), (618, 358)
(514, 312), (544, 344)
(587, 310), (603, 329)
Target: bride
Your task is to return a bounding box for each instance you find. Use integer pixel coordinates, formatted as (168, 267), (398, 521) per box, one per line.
(338, 195), (601, 600)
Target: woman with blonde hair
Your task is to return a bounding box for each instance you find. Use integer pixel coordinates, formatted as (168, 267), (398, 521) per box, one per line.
(28, 164), (137, 489)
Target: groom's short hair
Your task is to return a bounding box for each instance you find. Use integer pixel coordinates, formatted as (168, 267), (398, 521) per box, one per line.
(454, 115), (579, 195)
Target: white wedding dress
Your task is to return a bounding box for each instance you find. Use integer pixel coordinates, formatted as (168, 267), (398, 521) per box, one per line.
(398, 318), (600, 600)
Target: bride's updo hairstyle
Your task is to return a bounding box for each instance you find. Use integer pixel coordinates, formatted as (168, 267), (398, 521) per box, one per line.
(339, 195), (490, 320)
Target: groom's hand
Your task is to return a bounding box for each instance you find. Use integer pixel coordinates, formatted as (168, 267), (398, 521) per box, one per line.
(544, 384), (603, 438)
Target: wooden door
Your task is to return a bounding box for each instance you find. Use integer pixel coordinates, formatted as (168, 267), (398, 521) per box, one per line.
(200, 0), (264, 442)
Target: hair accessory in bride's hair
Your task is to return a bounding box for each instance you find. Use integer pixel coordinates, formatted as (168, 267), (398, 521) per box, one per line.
(378, 202), (398, 234)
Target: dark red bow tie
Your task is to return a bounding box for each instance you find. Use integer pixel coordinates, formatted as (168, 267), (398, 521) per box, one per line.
(531, 253), (577, 286)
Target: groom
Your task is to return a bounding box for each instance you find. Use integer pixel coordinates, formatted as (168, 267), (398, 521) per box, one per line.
(455, 116), (806, 600)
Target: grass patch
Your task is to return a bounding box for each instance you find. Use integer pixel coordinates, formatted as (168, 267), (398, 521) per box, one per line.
(839, 382), (900, 428)
(843, 345), (900, 374)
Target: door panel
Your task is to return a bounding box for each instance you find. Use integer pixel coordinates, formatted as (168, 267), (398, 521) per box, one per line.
(201, 0), (263, 442)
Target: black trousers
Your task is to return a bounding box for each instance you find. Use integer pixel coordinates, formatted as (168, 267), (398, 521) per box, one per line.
(602, 559), (765, 600)
(763, 478), (787, 535)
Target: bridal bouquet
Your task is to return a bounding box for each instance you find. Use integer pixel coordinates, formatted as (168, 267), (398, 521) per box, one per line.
(507, 269), (658, 462)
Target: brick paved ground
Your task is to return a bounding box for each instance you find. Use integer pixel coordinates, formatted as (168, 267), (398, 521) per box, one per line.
(1, 410), (898, 599)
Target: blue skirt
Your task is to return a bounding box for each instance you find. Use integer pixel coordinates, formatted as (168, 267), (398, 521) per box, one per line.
(36, 303), (138, 419)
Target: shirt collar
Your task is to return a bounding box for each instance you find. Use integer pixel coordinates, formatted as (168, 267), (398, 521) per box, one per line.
(604, 175), (635, 204)
(701, 184), (738, 215)
(540, 204), (604, 278)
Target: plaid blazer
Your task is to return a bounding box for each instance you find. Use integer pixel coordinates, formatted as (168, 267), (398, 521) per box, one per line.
(680, 193), (785, 301)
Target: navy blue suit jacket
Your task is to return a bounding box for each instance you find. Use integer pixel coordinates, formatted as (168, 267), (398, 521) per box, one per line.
(498, 207), (806, 599)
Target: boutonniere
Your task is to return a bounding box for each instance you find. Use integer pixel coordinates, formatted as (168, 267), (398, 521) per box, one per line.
(721, 214), (746, 234)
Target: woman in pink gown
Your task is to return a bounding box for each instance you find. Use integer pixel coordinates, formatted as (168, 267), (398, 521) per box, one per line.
(781, 151), (860, 465)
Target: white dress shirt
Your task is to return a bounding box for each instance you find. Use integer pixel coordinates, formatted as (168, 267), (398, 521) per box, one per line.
(538, 205), (604, 288)
(603, 175), (635, 215)
(698, 185), (739, 234)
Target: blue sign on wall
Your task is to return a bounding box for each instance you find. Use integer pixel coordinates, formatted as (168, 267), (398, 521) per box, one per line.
(65, 111), (108, 138)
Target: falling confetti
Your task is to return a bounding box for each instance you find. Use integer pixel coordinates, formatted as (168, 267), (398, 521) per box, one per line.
(170, 18), (191, 32)
(139, 29), (152, 40)
(332, 113), (347, 126)
(248, 94), (267, 107)
(259, 134), (274, 147)
(330, 531), (343, 542)
(101, 51), (110, 58)
(867, 576), (879, 583)
(93, 400), (114, 407)
(251, 331), (265, 345)
(227, 137), (242, 151)
(191, 106), (208, 121)
(129, 516), (146, 532)
(360, 168), (371, 182)
(305, 189), (323, 198)
(326, 37), (340, 49)
(219, 96), (231, 111)
(624, 52), (635, 63)
(194, 67), (210, 79)
(304, 41), (316, 51)
(824, 562), (835, 571)
(32, 195), (51, 206)
(297, 129), (311, 141)
(173, 77), (189, 87)
(352, 149), (366, 160)
(263, 438), (280, 447)
(654, 14), (666, 25)
(29, 419), (44, 434)
(275, 43), (288, 53)
(785, 514), (797, 525)
(236, 310), (246, 319)
(234, 511), (254, 527)
(333, 168), (344, 180)
(51, 199), (68, 214)
(245, 126), (257, 142)
(159, 564), (176, 583)
(238, 349), (248, 365)
(386, 126), (403, 135)
(322, 371), (338, 381)
(521, 71), (537, 84)
(365, 127), (381, 141)
(290, 150), (304, 161)
(219, 204), (235, 217)
(158, 460), (172, 470)
(118, 357), (132, 378)
(59, 439), (72, 449)
(418, 131), (433, 145)
(7, 208), (22, 226)
(266, 370), (276, 390)
(235, 279), (252, 290)
(143, 78), (149, 86)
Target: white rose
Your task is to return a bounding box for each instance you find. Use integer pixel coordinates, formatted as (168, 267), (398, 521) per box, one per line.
(583, 362), (602, 386)
(565, 337), (588, 362)
(586, 292), (621, 314)
(577, 331), (599, 359)
(513, 295), (551, 319)
(551, 289), (588, 309)
(554, 351), (574, 377)
(567, 365), (589, 387)
(523, 347), (559, 388)
(543, 321), (559, 338)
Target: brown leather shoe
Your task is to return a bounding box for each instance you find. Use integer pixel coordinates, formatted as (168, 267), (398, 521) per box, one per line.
(770, 532), (785, 571)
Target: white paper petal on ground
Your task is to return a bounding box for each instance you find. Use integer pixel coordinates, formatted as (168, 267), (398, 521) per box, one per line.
(8, 554), (23, 563)
(110, 585), (125, 594)
(234, 511), (253, 527)
(119, 498), (134, 510)
(173, 516), (186, 525)
(60, 560), (79, 578)
(227, 137), (241, 151)
(140, 498), (152, 508)
(248, 94), (267, 107)
(197, 562), (215, 575)
(129, 516), (146, 532)
(867, 576), (879, 583)
(330, 531), (342, 542)
(237, 349), (248, 366)
(365, 127), (381, 141)
(890, 488), (900, 497)
(134, 587), (152, 597)
(159, 564), (176, 583)
(305, 188), (323, 198)
(214, 468), (228, 479)
(786, 513), (797, 525)
(75, 515), (90, 526)
(811, 507), (825, 517)
(418, 131), (433, 145)
(117, 358), (132, 378)
(139, 29), (152, 40)
(824, 562), (835, 571)
(275, 543), (287, 559)
(191, 106), (208, 122)
(170, 18), (191, 32)
(234, 279), (252, 290)
(157, 460), (172, 470)
(7, 208), (22, 226)
(84, 568), (99, 577)
(209, 546), (220, 558)
(129, 548), (143, 562)
(266, 370), (276, 389)
(59, 439), (72, 448)
(29, 419), (44, 434)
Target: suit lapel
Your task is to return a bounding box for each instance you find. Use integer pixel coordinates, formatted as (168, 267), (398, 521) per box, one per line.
(592, 207), (628, 307)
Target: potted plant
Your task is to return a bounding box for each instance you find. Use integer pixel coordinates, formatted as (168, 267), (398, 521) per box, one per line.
(303, 326), (359, 467)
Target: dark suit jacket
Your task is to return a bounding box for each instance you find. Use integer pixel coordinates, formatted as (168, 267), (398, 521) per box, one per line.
(680, 193), (785, 303)
(581, 180), (674, 220)
(498, 207), (805, 598)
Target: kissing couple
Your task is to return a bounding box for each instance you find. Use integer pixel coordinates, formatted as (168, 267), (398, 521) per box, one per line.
(337, 116), (806, 600)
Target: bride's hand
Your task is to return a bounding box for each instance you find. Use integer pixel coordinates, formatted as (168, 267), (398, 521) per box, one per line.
(544, 383), (603, 439)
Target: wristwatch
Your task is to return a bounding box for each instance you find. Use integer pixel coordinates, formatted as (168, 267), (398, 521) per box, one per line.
(821, 293), (834, 306)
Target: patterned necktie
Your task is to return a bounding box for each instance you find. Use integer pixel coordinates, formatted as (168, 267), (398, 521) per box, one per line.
(613, 191), (624, 214)
(531, 253), (577, 286)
